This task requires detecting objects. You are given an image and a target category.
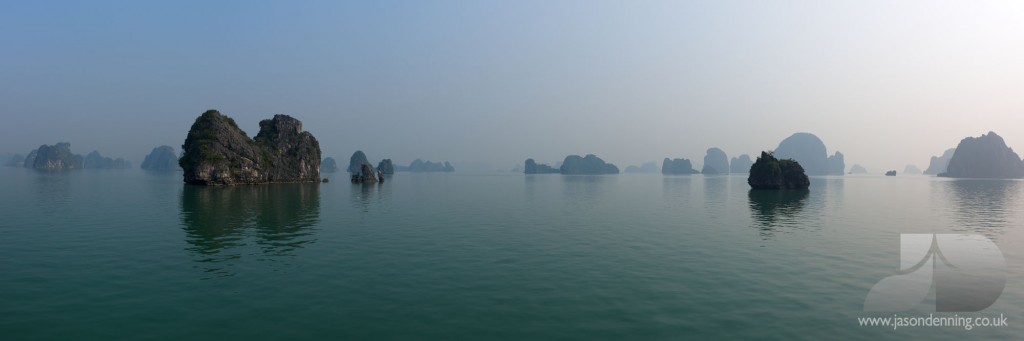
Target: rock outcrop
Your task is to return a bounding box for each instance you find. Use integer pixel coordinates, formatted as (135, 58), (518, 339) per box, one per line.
(885, 170), (897, 176)
(939, 131), (1024, 179)
(747, 151), (810, 190)
(848, 164), (867, 174)
(321, 157), (339, 173)
(524, 158), (559, 174)
(662, 158), (698, 175)
(560, 154), (618, 175)
(730, 154), (753, 173)
(624, 161), (658, 173)
(179, 110), (321, 185)
(923, 148), (956, 175)
(904, 165), (921, 174)
(141, 145), (180, 171)
(377, 159), (395, 175)
(84, 151), (131, 169)
(351, 163), (378, 183)
(29, 142), (84, 170)
(346, 151), (381, 182)
(773, 133), (843, 176)
(409, 159), (455, 172)
(347, 151), (370, 174)
(701, 148), (729, 174)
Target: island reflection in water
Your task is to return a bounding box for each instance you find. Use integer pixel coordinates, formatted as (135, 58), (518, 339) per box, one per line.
(747, 189), (810, 239)
(941, 179), (1021, 239)
(179, 183), (321, 277)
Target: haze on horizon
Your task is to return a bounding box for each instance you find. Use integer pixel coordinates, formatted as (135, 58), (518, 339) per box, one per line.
(2, 1), (1023, 173)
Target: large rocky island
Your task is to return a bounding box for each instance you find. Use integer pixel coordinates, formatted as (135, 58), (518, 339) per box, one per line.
(939, 131), (1024, 179)
(178, 110), (321, 185)
(748, 151), (810, 190)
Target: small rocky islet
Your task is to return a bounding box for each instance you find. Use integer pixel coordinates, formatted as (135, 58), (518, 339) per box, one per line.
(747, 151), (811, 190)
(348, 150), (380, 183)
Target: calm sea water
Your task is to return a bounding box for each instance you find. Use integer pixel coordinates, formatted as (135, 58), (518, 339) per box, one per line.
(2, 168), (1023, 340)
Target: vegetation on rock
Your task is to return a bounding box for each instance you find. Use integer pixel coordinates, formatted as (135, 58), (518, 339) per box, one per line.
(179, 110), (321, 185)
(747, 151), (810, 190)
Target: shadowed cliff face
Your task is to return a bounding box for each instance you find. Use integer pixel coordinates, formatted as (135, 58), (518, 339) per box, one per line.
(179, 110), (321, 185)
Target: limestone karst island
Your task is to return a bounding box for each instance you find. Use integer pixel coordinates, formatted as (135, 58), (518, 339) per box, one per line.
(178, 110), (321, 185)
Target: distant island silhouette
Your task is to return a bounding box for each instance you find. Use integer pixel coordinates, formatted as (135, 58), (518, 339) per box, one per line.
(141, 145), (180, 171)
(524, 159), (559, 174)
(702, 148), (729, 175)
(773, 133), (844, 176)
(320, 157), (339, 173)
(662, 158), (698, 175)
(524, 154), (618, 175)
(559, 154), (619, 175)
(730, 154), (753, 174)
(624, 161), (658, 173)
(7, 142), (131, 171)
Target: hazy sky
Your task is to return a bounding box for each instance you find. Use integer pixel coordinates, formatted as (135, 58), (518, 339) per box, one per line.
(2, 0), (1023, 172)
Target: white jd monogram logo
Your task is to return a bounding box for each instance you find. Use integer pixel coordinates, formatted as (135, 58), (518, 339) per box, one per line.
(864, 234), (1006, 312)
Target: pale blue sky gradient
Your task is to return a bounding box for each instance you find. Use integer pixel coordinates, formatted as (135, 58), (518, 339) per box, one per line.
(2, 0), (1023, 172)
